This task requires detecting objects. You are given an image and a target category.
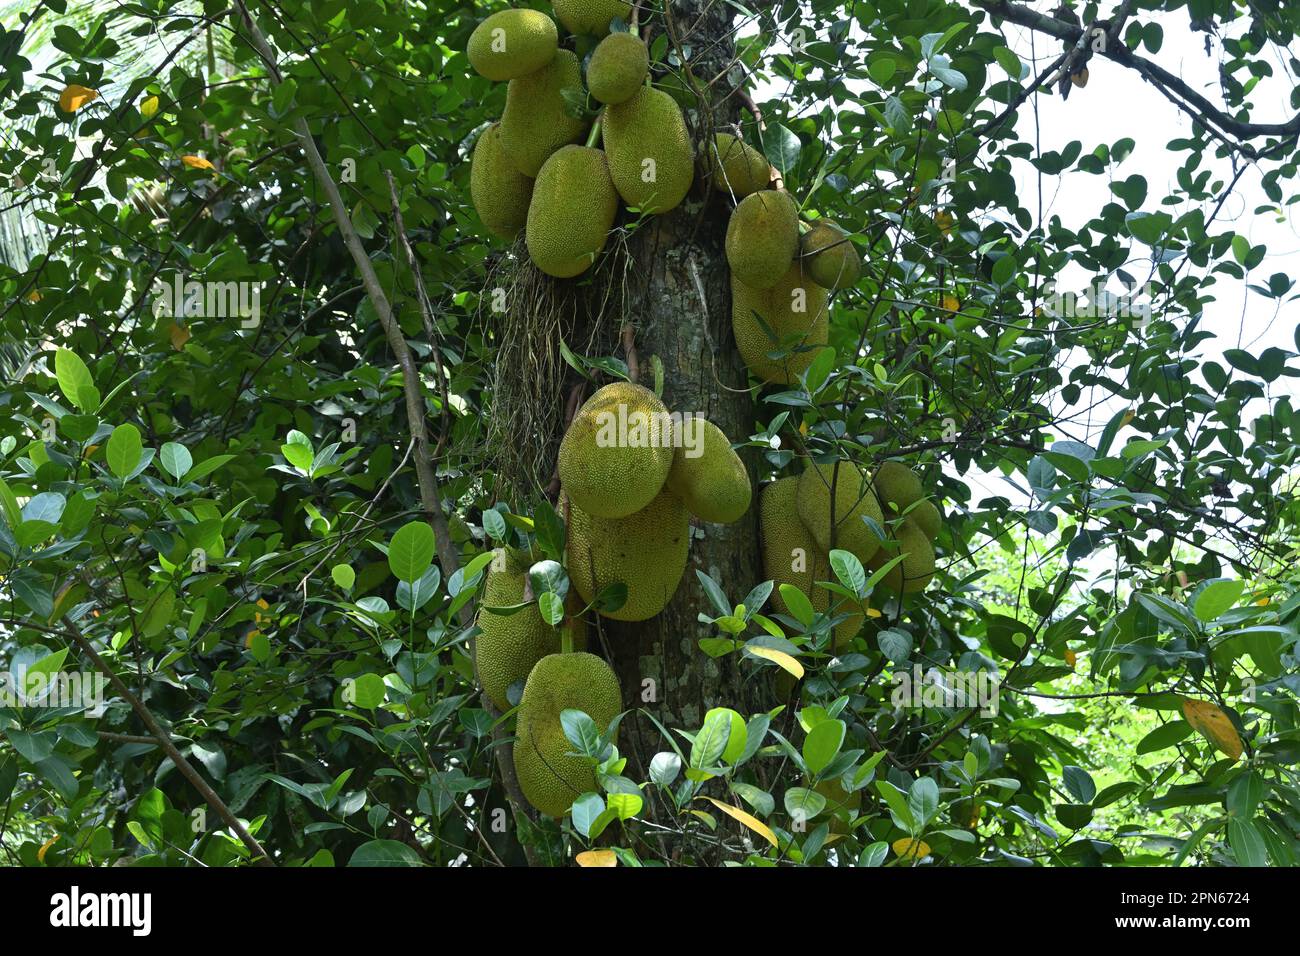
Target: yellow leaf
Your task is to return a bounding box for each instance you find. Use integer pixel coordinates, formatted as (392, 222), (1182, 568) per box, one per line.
(25, 289), (42, 303)
(244, 628), (261, 648)
(940, 294), (960, 312)
(1181, 698), (1243, 761)
(1064, 648), (1077, 668)
(700, 797), (778, 847)
(1071, 67), (1090, 88)
(892, 836), (931, 860)
(140, 95), (159, 119)
(933, 210), (954, 236)
(168, 321), (191, 351)
(1121, 409), (1135, 426)
(865, 607), (883, 619)
(746, 645), (803, 679)
(181, 155), (215, 171)
(575, 849), (617, 867)
(58, 84), (98, 113)
(38, 834), (60, 863)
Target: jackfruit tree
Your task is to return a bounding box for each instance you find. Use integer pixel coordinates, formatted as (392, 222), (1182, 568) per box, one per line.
(0, 0), (1299, 875)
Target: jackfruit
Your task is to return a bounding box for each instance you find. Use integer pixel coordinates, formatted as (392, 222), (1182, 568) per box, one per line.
(910, 498), (942, 541)
(499, 49), (587, 177)
(732, 262), (828, 384)
(813, 775), (862, 834)
(566, 487), (690, 621)
(872, 461), (924, 514)
(470, 123), (535, 240)
(468, 9), (558, 82)
(665, 418), (751, 524)
(601, 87), (694, 214)
(760, 478), (862, 652)
(707, 133), (770, 198)
(800, 219), (861, 290)
(867, 518), (936, 593)
(796, 460), (883, 563)
(473, 549), (587, 711)
(725, 189), (799, 289)
(552, 0), (632, 36)
(587, 32), (648, 105)
(525, 145), (618, 277)
(557, 381), (673, 518)
(513, 652), (622, 818)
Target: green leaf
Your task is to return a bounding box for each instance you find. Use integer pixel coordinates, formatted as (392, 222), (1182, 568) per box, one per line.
(778, 584), (815, 627)
(784, 786), (827, 822)
(388, 521), (436, 583)
(158, 442), (192, 480)
(828, 549), (865, 596)
(1227, 818), (1267, 867)
(106, 423), (143, 478)
(908, 777), (939, 828)
(803, 719), (845, 777)
(55, 348), (98, 411)
(691, 708), (733, 770)
(1192, 579), (1245, 622)
(1136, 721), (1193, 754)
(349, 839), (421, 866)
(350, 673), (387, 709)
(331, 564), (355, 590)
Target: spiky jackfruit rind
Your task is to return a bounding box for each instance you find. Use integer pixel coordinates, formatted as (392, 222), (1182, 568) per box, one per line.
(470, 123), (535, 240)
(800, 219), (861, 290)
(473, 549), (588, 711)
(558, 382), (673, 518)
(525, 145), (619, 278)
(731, 263), (829, 384)
(867, 519), (936, 593)
(513, 652), (622, 818)
(499, 49), (588, 177)
(708, 133), (771, 198)
(796, 460), (883, 564)
(566, 487), (690, 621)
(468, 10), (559, 82)
(552, 0), (633, 36)
(601, 86), (694, 214)
(872, 461), (924, 514)
(587, 32), (649, 105)
(909, 498), (942, 541)
(725, 190), (799, 290)
(665, 418), (751, 524)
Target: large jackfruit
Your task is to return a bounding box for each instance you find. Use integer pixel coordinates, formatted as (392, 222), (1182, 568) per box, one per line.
(473, 549), (587, 711)
(552, 0), (632, 36)
(470, 123), (534, 240)
(732, 262), (828, 384)
(525, 145), (618, 277)
(909, 498), (942, 540)
(760, 478), (862, 653)
(558, 381), (673, 518)
(514, 652), (622, 818)
(872, 461), (924, 514)
(566, 487), (690, 621)
(665, 417), (751, 524)
(725, 189), (799, 289)
(587, 32), (648, 105)
(468, 9), (558, 82)
(796, 460), (883, 564)
(707, 133), (770, 198)
(800, 219), (861, 290)
(602, 87), (694, 214)
(499, 49), (587, 177)
(867, 518), (936, 593)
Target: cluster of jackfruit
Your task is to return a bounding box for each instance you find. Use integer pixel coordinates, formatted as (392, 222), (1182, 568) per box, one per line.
(467, 5), (695, 277)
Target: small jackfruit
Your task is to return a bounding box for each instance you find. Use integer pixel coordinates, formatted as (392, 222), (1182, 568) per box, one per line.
(470, 123), (535, 240)
(566, 487), (690, 621)
(552, 0), (632, 36)
(558, 382), (673, 518)
(867, 518), (936, 593)
(601, 87), (694, 214)
(513, 652), (622, 818)
(526, 145), (619, 277)
(499, 49), (587, 177)
(473, 549), (587, 711)
(872, 461), (924, 514)
(707, 133), (771, 198)
(665, 418), (751, 524)
(796, 460), (883, 564)
(732, 262), (828, 384)
(468, 9), (558, 82)
(587, 32), (648, 105)
(725, 189), (799, 289)
(800, 219), (861, 290)
(813, 775), (862, 834)
(909, 498), (942, 541)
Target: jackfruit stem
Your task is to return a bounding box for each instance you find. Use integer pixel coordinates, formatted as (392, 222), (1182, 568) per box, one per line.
(560, 623), (574, 655)
(585, 116), (603, 149)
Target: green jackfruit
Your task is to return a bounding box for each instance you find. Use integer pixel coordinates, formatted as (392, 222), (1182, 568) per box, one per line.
(473, 549), (587, 711)
(732, 262), (828, 384)
(499, 49), (587, 177)
(587, 32), (648, 105)
(707, 133), (770, 198)
(602, 87), (694, 214)
(665, 418), (751, 524)
(514, 652), (622, 818)
(525, 145), (618, 277)
(725, 189), (799, 289)
(872, 461), (924, 514)
(566, 487), (690, 621)
(796, 460), (883, 564)
(910, 498), (942, 541)
(800, 219), (861, 290)
(558, 381), (673, 518)
(470, 123), (534, 240)
(813, 775), (862, 835)
(552, 0), (632, 36)
(467, 9), (558, 82)
(867, 518), (936, 593)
